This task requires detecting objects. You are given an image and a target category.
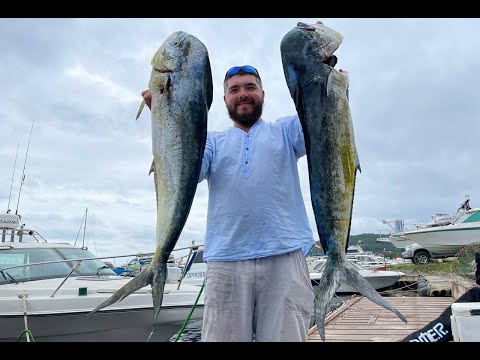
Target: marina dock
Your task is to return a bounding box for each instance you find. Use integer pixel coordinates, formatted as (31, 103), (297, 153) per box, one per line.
(308, 295), (454, 342)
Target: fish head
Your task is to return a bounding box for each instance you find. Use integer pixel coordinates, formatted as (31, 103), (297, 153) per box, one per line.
(296, 21), (343, 61)
(151, 31), (191, 72)
(148, 31), (213, 109)
(281, 21), (343, 64)
(149, 31), (199, 91)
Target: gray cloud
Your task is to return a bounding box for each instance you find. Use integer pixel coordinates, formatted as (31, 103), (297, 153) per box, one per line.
(1, 18), (479, 258)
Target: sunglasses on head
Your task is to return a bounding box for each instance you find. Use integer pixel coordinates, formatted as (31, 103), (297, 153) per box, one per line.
(224, 65), (261, 81)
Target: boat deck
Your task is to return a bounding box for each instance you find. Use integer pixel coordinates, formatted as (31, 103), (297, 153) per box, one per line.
(308, 295), (454, 342)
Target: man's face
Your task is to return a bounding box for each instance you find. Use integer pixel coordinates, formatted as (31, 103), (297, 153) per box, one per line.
(224, 74), (265, 127)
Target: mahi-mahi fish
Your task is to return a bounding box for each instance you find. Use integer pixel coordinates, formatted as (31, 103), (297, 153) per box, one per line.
(280, 21), (407, 341)
(90, 31), (212, 340)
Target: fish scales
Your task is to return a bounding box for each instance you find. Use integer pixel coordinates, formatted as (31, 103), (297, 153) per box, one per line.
(280, 21), (406, 341)
(90, 31), (212, 340)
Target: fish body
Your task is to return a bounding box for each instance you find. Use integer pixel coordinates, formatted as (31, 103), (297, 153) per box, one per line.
(280, 21), (406, 341)
(90, 31), (212, 338)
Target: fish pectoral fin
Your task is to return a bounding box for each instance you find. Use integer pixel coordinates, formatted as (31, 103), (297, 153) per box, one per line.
(160, 75), (171, 94)
(326, 71), (334, 97)
(149, 159), (155, 176)
(355, 157), (361, 173)
(135, 99), (146, 120)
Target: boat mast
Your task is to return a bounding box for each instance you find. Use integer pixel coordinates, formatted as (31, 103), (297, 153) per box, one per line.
(74, 208), (88, 248)
(6, 143), (19, 213)
(15, 120), (35, 216)
(82, 208), (88, 249)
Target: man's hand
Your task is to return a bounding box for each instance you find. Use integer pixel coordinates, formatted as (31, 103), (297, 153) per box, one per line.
(141, 90), (152, 109)
(339, 68), (349, 79)
(135, 89), (152, 120)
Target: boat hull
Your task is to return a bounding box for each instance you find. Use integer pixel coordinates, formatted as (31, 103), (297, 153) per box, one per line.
(404, 225), (480, 256)
(0, 277), (204, 342)
(0, 304), (203, 342)
(310, 270), (403, 294)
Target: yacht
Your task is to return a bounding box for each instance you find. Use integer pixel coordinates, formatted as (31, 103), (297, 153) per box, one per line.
(308, 257), (405, 293)
(401, 205), (480, 262)
(180, 247), (404, 294)
(380, 196), (480, 264)
(0, 213), (204, 342)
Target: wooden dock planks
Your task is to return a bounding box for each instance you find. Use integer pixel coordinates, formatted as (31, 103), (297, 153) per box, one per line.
(308, 296), (454, 342)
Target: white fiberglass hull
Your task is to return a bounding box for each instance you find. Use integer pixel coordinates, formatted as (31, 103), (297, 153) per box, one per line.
(1, 304), (203, 342)
(387, 235), (416, 249)
(310, 270), (404, 294)
(404, 225), (480, 256)
(0, 276), (204, 342)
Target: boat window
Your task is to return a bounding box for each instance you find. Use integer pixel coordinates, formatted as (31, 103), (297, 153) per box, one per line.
(57, 248), (116, 276)
(193, 250), (204, 264)
(0, 248), (72, 285)
(313, 261), (326, 272)
(464, 211), (480, 223)
(350, 261), (365, 270)
(139, 257), (152, 266)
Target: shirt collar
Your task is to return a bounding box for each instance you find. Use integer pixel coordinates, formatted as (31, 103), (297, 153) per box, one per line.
(231, 118), (264, 134)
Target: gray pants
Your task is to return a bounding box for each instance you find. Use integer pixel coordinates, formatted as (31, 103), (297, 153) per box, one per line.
(201, 249), (314, 342)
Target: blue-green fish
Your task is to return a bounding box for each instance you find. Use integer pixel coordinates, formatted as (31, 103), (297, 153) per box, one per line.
(90, 31), (212, 339)
(280, 21), (407, 341)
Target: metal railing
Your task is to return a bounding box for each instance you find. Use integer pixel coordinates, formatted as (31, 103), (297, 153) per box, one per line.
(0, 243), (205, 298)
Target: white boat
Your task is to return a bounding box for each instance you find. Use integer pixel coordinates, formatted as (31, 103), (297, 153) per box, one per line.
(377, 219), (416, 249)
(181, 248), (404, 294)
(377, 234), (416, 249)
(401, 206), (480, 260)
(308, 257), (405, 293)
(379, 196), (480, 264)
(0, 214), (204, 342)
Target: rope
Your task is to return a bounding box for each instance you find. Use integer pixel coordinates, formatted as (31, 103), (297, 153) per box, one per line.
(16, 295), (35, 342)
(174, 282), (205, 342)
(16, 329), (35, 343)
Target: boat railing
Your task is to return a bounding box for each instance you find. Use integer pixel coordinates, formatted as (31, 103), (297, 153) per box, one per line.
(1, 225), (48, 243)
(0, 243), (205, 297)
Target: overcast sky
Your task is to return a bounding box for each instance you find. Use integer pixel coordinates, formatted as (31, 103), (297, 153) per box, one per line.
(1, 18), (479, 261)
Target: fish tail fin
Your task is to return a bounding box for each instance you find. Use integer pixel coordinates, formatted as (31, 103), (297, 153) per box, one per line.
(343, 263), (407, 323)
(147, 264), (168, 341)
(151, 264), (168, 325)
(314, 258), (407, 341)
(89, 267), (154, 315)
(313, 261), (343, 341)
(136, 99), (146, 120)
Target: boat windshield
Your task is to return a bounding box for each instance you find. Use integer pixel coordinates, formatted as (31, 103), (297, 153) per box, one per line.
(463, 210), (480, 223)
(0, 247), (115, 285)
(57, 248), (116, 276)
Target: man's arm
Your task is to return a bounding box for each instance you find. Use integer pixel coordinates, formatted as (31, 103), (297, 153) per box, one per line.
(282, 69), (349, 159)
(198, 133), (213, 183)
(281, 114), (306, 159)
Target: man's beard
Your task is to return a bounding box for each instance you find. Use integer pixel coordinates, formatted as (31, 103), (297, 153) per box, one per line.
(228, 102), (263, 127)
